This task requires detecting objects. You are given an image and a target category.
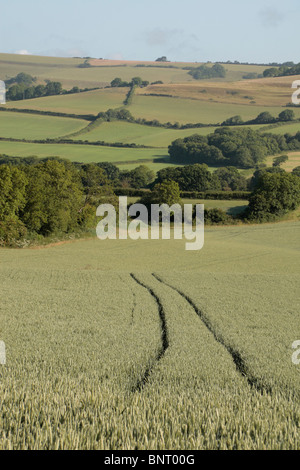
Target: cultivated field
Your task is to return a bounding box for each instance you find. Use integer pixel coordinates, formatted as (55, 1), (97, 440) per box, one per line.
(0, 112), (87, 140)
(3, 88), (128, 115)
(0, 221), (299, 450)
(0, 140), (168, 164)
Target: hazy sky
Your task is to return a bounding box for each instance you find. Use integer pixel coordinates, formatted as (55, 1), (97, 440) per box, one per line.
(1, 0), (299, 63)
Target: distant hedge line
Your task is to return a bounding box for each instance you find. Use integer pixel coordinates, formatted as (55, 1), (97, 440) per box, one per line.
(0, 107), (95, 121)
(114, 187), (250, 200)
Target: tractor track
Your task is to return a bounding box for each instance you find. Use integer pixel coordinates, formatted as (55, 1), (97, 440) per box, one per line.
(130, 273), (169, 392)
(152, 272), (272, 395)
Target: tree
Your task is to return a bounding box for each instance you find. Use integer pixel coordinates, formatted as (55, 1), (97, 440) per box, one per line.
(278, 110), (295, 122)
(21, 160), (84, 235)
(156, 56), (168, 62)
(292, 166), (300, 177)
(0, 165), (28, 243)
(246, 171), (300, 220)
(273, 155), (289, 167)
(221, 115), (244, 126)
(0, 165), (28, 221)
(254, 112), (275, 124)
(111, 77), (123, 87)
(131, 77), (143, 86)
(214, 166), (247, 191)
(80, 164), (111, 205)
(128, 165), (155, 189)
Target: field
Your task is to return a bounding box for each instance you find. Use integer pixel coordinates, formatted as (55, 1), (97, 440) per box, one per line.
(127, 95), (300, 125)
(137, 76), (300, 107)
(3, 88), (128, 115)
(0, 140), (168, 164)
(0, 53), (300, 450)
(0, 221), (299, 449)
(72, 121), (218, 146)
(1, 53), (300, 172)
(0, 112), (87, 140)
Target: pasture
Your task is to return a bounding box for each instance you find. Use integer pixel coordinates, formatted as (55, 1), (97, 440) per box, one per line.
(0, 221), (299, 449)
(138, 75), (300, 107)
(72, 121), (218, 146)
(127, 94), (299, 125)
(0, 140), (168, 164)
(0, 112), (87, 140)
(2, 88), (128, 115)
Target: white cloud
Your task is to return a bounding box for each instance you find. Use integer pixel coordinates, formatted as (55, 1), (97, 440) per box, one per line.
(15, 49), (32, 55)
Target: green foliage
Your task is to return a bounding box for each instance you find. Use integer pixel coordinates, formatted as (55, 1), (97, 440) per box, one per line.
(278, 110), (295, 122)
(120, 165), (155, 189)
(263, 63), (300, 77)
(252, 112), (275, 124)
(156, 164), (222, 192)
(221, 115), (244, 126)
(5, 73), (36, 86)
(168, 127), (300, 168)
(246, 171), (300, 220)
(214, 166), (248, 191)
(21, 160), (85, 235)
(188, 63), (226, 80)
(273, 155), (289, 167)
(204, 207), (234, 225)
(6, 80), (63, 101)
(292, 166), (300, 177)
(140, 180), (181, 206)
(0, 165), (28, 220)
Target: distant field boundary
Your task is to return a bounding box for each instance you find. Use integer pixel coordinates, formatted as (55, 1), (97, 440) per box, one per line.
(0, 106), (96, 121)
(115, 187), (250, 200)
(0, 136), (153, 149)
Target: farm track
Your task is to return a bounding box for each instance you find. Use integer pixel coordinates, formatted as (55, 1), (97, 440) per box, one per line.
(151, 273), (272, 395)
(130, 273), (169, 392)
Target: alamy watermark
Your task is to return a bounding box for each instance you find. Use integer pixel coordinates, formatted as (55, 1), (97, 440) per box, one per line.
(0, 80), (6, 104)
(96, 197), (204, 251)
(291, 80), (300, 105)
(0, 341), (6, 365)
(292, 340), (300, 365)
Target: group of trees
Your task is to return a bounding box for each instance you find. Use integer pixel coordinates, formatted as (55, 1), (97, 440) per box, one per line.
(168, 128), (300, 168)
(221, 110), (296, 126)
(6, 81), (63, 101)
(0, 160), (115, 244)
(110, 77), (149, 88)
(187, 63), (226, 80)
(263, 63), (300, 78)
(154, 164), (247, 192)
(5, 73), (97, 101)
(245, 170), (300, 221)
(1, 155), (300, 244)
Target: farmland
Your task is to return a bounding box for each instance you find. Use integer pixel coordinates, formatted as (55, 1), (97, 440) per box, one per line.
(0, 140), (168, 164)
(0, 221), (299, 449)
(0, 52), (300, 451)
(0, 112), (87, 140)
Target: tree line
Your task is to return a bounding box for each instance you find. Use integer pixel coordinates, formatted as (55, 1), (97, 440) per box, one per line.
(5, 73), (99, 101)
(1, 156), (300, 245)
(168, 128), (300, 168)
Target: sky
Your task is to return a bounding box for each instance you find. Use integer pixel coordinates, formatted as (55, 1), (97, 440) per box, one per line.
(0, 0), (299, 63)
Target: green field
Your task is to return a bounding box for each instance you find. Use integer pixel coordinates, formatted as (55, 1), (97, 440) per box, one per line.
(127, 198), (248, 216)
(128, 95), (300, 125)
(0, 112), (87, 140)
(2, 88), (128, 115)
(73, 121), (217, 146)
(0, 221), (299, 450)
(262, 122), (300, 135)
(0, 140), (168, 164)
